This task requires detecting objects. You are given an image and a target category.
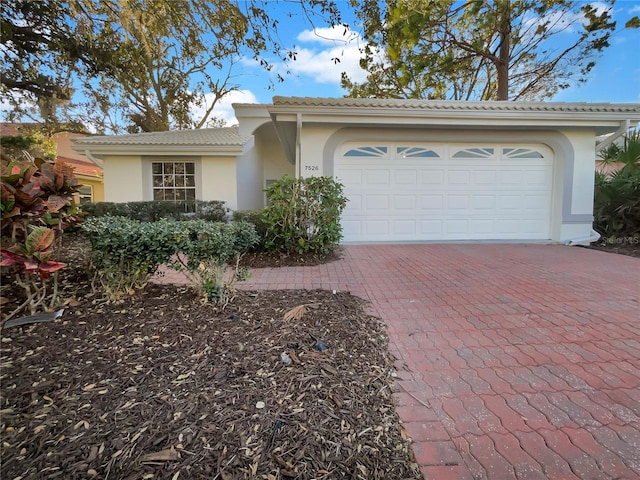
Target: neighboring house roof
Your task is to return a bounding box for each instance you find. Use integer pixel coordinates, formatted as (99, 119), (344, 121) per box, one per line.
(72, 126), (250, 156)
(58, 156), (103, 179)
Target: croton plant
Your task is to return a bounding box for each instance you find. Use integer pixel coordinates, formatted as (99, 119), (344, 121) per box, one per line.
(1, 156), (83, 316)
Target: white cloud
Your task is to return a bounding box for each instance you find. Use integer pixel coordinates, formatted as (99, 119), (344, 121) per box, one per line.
(191, 89), (258, 126)
(297, 26), (359, 45)
(521, 2), (612, 35)
(278, 25), (369, 85)
(630, 4), (640, 14)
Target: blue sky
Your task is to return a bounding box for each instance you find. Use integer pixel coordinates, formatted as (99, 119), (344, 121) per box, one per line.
(210, 0), (640, 123)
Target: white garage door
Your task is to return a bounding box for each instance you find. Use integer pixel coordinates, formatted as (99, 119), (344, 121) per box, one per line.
(335, 143), (554, 242)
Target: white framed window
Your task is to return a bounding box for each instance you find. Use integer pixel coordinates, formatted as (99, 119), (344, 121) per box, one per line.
(78, 185), (93, 204)
(151, 161), (196, 202)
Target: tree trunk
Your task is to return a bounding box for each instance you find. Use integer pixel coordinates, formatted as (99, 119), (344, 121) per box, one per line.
(496, 0), (511, 101)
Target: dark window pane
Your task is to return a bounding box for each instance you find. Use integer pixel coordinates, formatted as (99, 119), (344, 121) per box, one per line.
(175, 189), (186, 201)
(164, 163), (174, 174)
(185, 175), (195, 187)
(153, 175), (164, 187)
(153, 189), (165, 200)
(175, 176), (185, 187)
(174, 163), (185, 174)
(185, 189), (196, 201)
(186, 163), (195, 174)
(152, 163), (162, 174)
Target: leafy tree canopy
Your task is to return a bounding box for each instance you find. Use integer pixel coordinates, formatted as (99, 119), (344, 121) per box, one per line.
(343, 0), (637, 101)
(1, 0), (343, 133)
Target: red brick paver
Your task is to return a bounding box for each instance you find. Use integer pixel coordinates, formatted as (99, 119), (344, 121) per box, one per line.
(157, 244), (640, 479)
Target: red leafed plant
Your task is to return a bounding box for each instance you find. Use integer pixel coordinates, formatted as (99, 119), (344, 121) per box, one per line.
(1, 156), (82, 319)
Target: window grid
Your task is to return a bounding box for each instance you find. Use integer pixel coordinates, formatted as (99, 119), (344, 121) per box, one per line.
(152, 161), (196, 202)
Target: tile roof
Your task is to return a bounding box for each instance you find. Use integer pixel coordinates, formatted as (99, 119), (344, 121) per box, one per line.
(73, 126), (249, 147)
(272, 96), (640, 114)
(57, 156), (103, 178)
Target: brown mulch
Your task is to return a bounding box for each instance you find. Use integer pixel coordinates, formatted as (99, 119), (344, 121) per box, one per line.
(0, 236), (421, 480)
(240, 250), (342, 268)
(587, 239), (640, 258)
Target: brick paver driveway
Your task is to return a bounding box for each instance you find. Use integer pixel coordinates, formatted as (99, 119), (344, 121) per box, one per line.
(163, 243), (640, 479)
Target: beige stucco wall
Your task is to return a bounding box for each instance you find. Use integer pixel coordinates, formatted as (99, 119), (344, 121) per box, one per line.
(103, 155), (144, 202)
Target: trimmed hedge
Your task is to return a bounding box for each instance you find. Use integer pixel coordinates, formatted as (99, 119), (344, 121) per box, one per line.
(82, 200), (228, 223)
(81, 216), (258, 303)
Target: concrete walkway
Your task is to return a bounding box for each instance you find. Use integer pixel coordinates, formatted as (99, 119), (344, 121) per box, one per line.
(159, 244), (640, 479)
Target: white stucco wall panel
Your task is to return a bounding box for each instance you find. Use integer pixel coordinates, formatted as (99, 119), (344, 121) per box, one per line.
(260, 135), (293, 183)
(560, 129), (597, 217)
(236, 138), (263, 210)
(299, 126), (339, 177)
(201, 156), (238, 209)
(103, 155), (144, 202)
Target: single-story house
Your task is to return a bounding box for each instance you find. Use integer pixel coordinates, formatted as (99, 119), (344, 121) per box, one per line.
(72, 97), (640, 244)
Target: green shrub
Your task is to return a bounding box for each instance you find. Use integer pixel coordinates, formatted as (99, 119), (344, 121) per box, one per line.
(82, 200), (228, 222)
(232, 210), (267, 249)
(594, 131), (640, 239)
(82, 216), (178, 299)
(168, 220), (258, 306)
(82, 216), (258, 305)
(263, 175), (347, 254)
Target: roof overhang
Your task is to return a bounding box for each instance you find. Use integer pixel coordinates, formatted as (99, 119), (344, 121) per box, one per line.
(71, 144), (245, 158)
(267, 97), (640, 163)
(268, 97), (640, 133)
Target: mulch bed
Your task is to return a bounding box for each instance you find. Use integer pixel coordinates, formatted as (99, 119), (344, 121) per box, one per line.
(239, 250), (342, 268)
(586, 239), (640, 258)
(0, 236), (421, 480)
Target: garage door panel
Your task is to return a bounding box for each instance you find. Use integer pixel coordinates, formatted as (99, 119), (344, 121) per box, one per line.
(365, 195), (390, 211)
(474, 170), (498, 185)
(394, 170), (418, 184)
(336, 142), (553, 241)
(497, 195), (523, 209)
(421, 195), (444, 209)
(500, 170), (524, 184)
(445, 219), (469, 234)
(420, 220), (443, 234)
(471, 195), (496, 210)
(336, 169), (363, 185)
(526, 169), (552, 185)
(344, 194), (363, 213)
(365, 220), (389, 235)
(447, 170), (471, 184)
(420, 170), (445, 185)
(394, 195), (417, 210)
(470, 219), (495, 233)
(392, 220), (417, 234)
(366, 170), (390, 184)
(447, 195), (470, 210)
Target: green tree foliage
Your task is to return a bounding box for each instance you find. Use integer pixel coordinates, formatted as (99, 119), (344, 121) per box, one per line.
(594, 131), (640, 238)
(0, 128), (57, 161)
(1, 0), (344, 133)
(344, 0), (633, 101)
